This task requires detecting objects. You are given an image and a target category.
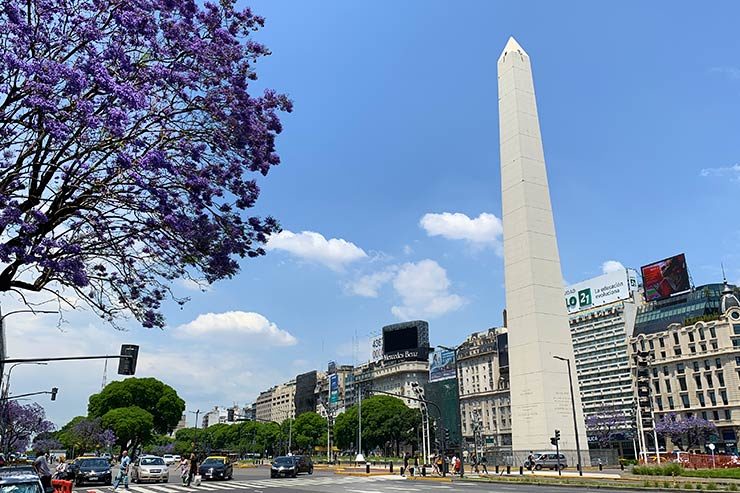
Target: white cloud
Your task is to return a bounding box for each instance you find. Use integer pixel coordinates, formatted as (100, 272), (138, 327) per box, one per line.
(345, 267), (398, 298)
(391, 259), (465, 320)
(710, 66), (740, 80)
(266, 230), (367, 271)
(177, 311), (297, 346)
(700, 163), (740, 180)
(601, 260), (625, 274)
(419, 212), (503, 253)
(403, 245), (413, 255)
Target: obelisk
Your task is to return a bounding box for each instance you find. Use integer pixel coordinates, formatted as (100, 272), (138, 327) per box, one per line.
(498, 37), (589, 466)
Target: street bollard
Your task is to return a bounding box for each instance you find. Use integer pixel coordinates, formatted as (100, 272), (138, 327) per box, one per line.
(389, 462), (393, 474)
(366, 463), (370, 474)
(506, 465), (511, 475)
(519, 466), (523, 475)
(422, 466), (426, 477)
(620, 463), (624, 471)
(495, 465), (499, 474)
(599, 463), (603, 471)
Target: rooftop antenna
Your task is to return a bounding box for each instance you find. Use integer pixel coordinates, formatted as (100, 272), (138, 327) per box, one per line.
(722, 262), (727, 283)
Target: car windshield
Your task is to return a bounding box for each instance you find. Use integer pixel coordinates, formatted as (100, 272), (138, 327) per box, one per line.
(273, 457), (294, 465)
(140, 458), (165, 466)
(1, 483), (43, 493)
(80, 459), (109, 468)
(201, 459), (224, 467)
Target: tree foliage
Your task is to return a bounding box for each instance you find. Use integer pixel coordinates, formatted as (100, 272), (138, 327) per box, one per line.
(333, 396), (420, 455)
(101, 406), (154, 453)
(173, 421), (285, 457)
(0, 0), (292, 327)
(56, 416), (116, 453)
(291, 412), (327, 452)
(88, 377), (184, 434)
(655, 412), (718, 451)
(0, 401), (54, 454)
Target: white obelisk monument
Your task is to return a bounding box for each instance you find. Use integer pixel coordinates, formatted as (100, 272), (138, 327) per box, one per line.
(498, 37), (589, 466)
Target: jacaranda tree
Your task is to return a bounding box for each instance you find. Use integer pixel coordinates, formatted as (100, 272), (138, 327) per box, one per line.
(0, 0), (292, 327)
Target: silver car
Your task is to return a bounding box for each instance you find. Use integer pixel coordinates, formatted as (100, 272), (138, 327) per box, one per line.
(525, 452), (567, 471)
(131, 456), (169, 483)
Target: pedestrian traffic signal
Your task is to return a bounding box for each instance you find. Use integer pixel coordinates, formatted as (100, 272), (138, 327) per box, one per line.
(555, 429), (560, 441)
(117, 344), (139, 375)
(227, 408), (235, 422)
(50, 387), (58, 401)
(550, 429), (561, 446)
(445, 428), (450, 441)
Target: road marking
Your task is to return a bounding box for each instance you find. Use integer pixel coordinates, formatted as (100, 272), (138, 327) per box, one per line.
(142, 486), (182, 493)
(198, 484), (232, 490)
(346, 490), (383, 493)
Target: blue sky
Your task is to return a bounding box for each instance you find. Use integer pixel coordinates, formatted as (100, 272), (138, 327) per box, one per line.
(8, 1), (740, 427)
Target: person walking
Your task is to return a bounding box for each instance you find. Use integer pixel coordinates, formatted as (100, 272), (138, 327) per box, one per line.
(527, 451), (535, 474)
(186, 452), (198, 487)
(179, 457), (189, 485)
(112, 450), (131, 490)
(480, 455), (488, 475)
(402, 453), (409, 477)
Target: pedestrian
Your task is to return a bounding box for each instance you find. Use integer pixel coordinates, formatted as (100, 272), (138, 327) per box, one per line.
(186, 452), (198, 487)
(480, 455), (488, 475)
(451, 455), (459, 476)
(527, 451), (535, 473)
(53, 457), (67, 480)
(402, 453), (409, 477)
(112, 450), (130, 490)
(179, 457), (189, 485)
(32, 450), (52, 492)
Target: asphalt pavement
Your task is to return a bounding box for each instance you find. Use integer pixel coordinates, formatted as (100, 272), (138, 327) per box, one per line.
(69, 464), (628, 493)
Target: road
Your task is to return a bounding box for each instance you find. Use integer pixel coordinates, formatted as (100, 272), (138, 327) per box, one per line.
(70, 465), (625, 493)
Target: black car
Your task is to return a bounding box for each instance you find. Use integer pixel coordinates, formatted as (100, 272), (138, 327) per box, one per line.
(197, 457), (233, 481)
(270, 456), (313, 478)
(73, 458), (112, 486)
(293, 456), (313, 475)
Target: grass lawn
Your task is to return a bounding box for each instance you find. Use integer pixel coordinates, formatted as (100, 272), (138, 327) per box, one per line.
(681, 468), (740, 479)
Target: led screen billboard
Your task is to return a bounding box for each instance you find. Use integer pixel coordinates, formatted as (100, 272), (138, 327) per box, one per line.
(641, 253), (690, 302)
(383, 326), (418, 353)
(381, 320), (429, 362)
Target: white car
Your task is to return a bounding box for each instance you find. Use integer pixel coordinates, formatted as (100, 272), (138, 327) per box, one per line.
(163, 455), (175, 466)
(131, 456), (169, 483)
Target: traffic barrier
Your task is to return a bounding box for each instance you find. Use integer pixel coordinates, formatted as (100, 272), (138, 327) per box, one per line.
(51, 480), (72, 493)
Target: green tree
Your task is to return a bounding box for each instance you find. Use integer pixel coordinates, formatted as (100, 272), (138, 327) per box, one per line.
(101, 406), (154, 454)
(88, 378), (185, 435)
(292, 412), (327, 453)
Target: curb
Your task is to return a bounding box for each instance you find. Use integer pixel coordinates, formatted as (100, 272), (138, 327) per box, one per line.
(405, 476), (452, 483)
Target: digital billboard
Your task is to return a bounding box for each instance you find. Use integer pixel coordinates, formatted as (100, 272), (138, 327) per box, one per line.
(329, 373), (339, 404)
(371, 335), (384, 363)
(381, 320), (429, 362)
(641, 253), (690, 302)
(564, 269), (637, 313)
(429, 348), (456, 382)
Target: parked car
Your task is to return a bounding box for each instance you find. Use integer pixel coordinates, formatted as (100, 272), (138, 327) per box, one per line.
(0, 466), (44, 493)
(198, 456), (233, 481)
(72, 457), (112, 486)
(131, 456), (169, 484)
(293, 456), (313, 475)
(524, 452), (567, 471)
(162, 455), (175, 466)
(173, 455), (181, 463)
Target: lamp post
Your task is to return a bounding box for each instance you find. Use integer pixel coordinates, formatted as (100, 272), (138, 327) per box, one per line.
(439, 345), (465, 478)
(189, 409), (201, 454)
(553, 356), (583, 476)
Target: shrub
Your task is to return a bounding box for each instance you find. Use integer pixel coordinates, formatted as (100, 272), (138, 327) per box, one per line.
(632, 464), (684, 477)
(730, 484), (738, 492)
(706, 483), (717, 491)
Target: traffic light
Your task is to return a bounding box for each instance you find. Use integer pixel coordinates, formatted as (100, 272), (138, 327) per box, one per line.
(50, 387), (58, 401)
(550, 429), (561, 447)
(227, 408), (235, 422)
(117, 344), (139, 375)
(445, 428), (450, 442)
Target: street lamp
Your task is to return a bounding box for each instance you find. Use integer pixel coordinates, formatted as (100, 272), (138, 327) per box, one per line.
(3, 362), (48, 399)
(553, 355), (583, 476)
(439, 345), (465, 478)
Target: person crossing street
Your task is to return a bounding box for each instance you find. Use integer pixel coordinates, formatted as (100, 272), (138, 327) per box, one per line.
(112, 450), (130, 490)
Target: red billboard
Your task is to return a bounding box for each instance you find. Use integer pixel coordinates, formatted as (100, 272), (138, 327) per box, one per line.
(641, 253), (690, 301)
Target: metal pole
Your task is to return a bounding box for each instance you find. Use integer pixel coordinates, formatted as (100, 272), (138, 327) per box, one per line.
(358, 383), (362, 458)
(559, 357), (583, 477)
(425, 406), (431, 465)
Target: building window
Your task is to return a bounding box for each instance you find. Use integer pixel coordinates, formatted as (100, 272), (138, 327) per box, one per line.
(698, 393), (706, 407)
(693, 361), (700, 372)
(668, 396), (675, 410)
(714, 410), (721, 421)
(735, 356), (740, 367)
(734, 324), (740, 335)
(706, 374), (714, 388)
(712, 341), (718, 350)
(677, 363), (685, 374)
(681, 394), (690, 408)
(689, 345), (696, 354)
(640, 340), (646, 351)
(720, 390), (728, 405)
(705, 360), (711, 370)
(674, 333), (680, 345)
(702, 411), (708, 420)
(654, 381), (661, 393)
(694, 375), (703, 389)
(663, 366), (669, 376)
(659, 337), (665, 348)
(649, 340), (655, 350)
(661, 351), (667, 358)
(656, 396), (663, 411)
(734, 339), (740, 349)
(716, 358), (722, 369)
(675, 347), (682, 356)
(689, 332), (695, 342)
(718, 372), (725, 387)
(652, 367), (658, 378)
(725, 409), (732, 420)
(679, 376), (688, 391)
(710, 327), (717, 339)
(699, 328), (706, 340)
(665, 380), (672, 392)
(709, 390), (717, 406)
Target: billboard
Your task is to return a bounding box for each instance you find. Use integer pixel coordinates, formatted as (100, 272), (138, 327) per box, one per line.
(371, 335), (384, 363)
(641, 254), (690, 302)
(329, 373), (339, 404)
(429, 348), (456, 382)
(382, 320), (429, 363)
(564, 269), (636, 313)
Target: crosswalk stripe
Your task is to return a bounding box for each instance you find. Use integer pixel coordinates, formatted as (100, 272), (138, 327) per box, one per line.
(142, 486), (181, 493)
(198, 484), (232, 490)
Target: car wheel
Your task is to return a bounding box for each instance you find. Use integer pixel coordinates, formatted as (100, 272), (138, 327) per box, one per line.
(559, 464), (565, 471)
(309, 467), (313, 475)
(292, 471), (297, 478)
(534, 464), (542, 471)
(105, 480), (111, 486)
